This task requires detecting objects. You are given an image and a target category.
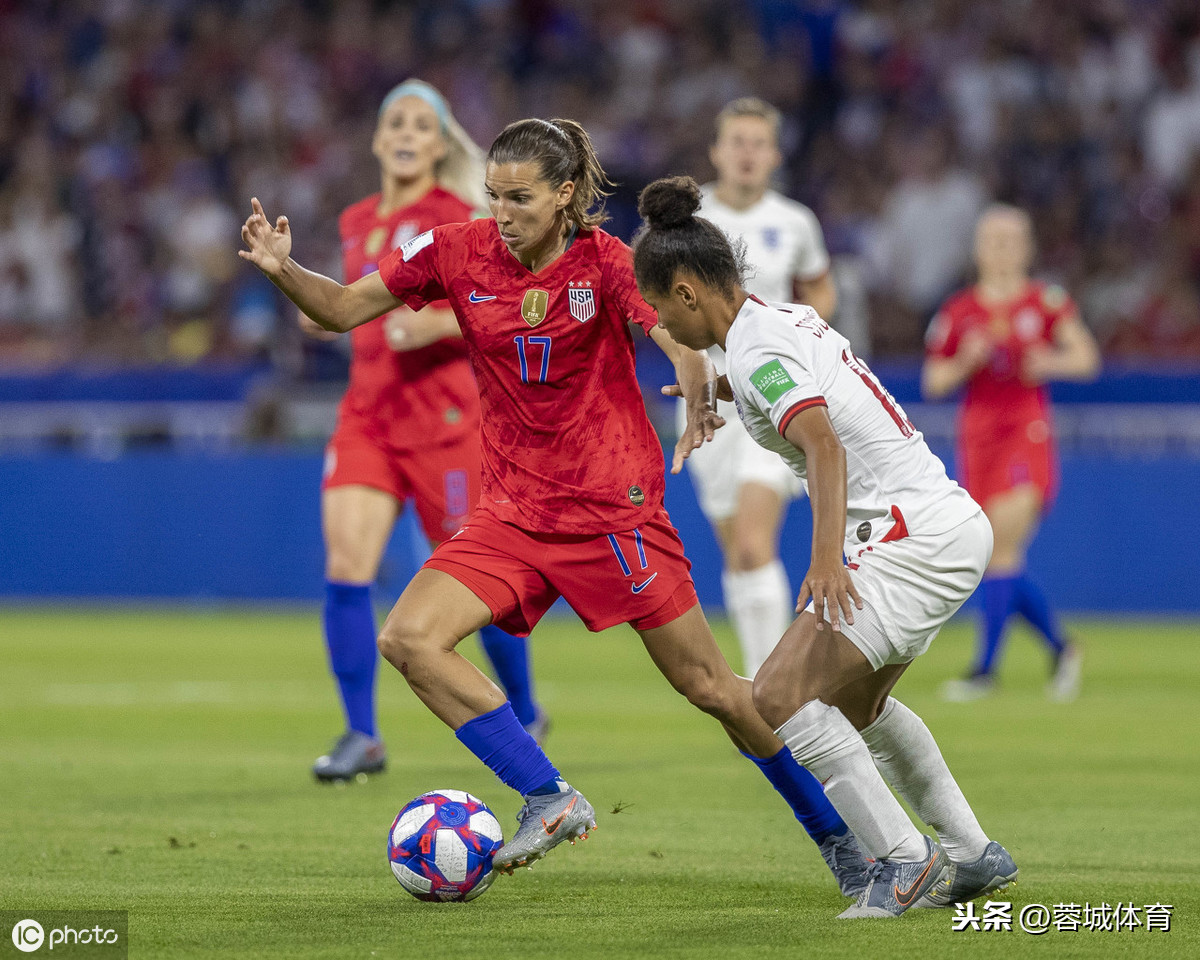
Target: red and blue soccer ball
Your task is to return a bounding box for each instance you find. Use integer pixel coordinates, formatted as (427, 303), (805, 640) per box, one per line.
(387, 790), (504, 902)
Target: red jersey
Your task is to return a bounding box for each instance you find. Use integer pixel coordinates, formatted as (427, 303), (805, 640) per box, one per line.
(378, 218), (662, 535)
(337, 187), (478, 452)
(926, 281), (1076, 446)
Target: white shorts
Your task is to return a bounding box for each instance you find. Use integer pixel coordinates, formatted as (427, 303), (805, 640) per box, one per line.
(678, 398), (804, 522)
(809, 510), (993, 670)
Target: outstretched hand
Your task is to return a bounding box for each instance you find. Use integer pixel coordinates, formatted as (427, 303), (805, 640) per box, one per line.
(238, 197), (292, 277)
(661, 376), (728, 474)
(669, 406), (726, 474)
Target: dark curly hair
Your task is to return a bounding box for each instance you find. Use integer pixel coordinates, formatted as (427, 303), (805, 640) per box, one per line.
(631, 176), (747, 299)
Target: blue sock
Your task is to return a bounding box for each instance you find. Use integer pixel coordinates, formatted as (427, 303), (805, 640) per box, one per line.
(742, 748), (848, 843)
(1012, 574), (1066, 656)
(323, 580), (378, 738)
(455, 702), (562, 797)
(975, 575), (1019, 676)
(478, 625), (539, 728)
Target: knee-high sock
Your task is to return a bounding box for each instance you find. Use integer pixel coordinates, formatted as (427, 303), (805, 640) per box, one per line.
(323, 580), (378, 738)
(741, 747), (849, 843)
(722, 560), (792, 677)
(455, 702), (561, 797)
(974, 575), (1019, 676)
(859, 698), (989, 862)
(478, 625), (539, 727)
(1012, 575), (1066, 656)
(776, 700), (925, 861)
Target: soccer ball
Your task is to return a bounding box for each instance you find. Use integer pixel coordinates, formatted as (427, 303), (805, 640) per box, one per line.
(387, 790), (504, 902)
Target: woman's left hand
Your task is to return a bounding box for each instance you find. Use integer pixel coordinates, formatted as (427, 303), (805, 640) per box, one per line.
(795, 558), (863, 633)
(1021, 344), (1057, 384)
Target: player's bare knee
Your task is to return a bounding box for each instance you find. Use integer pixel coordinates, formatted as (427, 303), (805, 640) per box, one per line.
(677, 669), (731, 718)
(325, 545), (374, 583)
(376, 617), (434, 672)
(728, 540), (772, 572)
(748, 667), (787, 729)
(752, 665), (810, 730)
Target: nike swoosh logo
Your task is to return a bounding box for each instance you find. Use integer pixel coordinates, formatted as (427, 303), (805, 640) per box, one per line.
(468, 291), (497, 302)
(893, 850), (940, 907)
(631, 573), (658, 594)
(541, 796), (578, 835)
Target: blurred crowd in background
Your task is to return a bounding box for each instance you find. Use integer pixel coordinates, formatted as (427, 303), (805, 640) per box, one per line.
(3, 0), (1200, 374)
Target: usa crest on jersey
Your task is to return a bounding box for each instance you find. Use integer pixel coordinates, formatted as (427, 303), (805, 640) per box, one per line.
(567, 281), (595, 323)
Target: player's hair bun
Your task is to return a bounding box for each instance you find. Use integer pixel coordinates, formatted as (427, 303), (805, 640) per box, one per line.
(638, 176), (701, 230)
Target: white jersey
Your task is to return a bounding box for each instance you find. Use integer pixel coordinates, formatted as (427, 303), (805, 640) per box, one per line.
(700, 184), (830, 303)
(725, 296), (980, 550)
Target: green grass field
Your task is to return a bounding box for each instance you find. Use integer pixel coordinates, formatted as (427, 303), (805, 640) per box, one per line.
(2, 607), (1196, 959)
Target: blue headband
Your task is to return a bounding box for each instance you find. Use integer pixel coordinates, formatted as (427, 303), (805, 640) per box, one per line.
(378, 81), (449, 132)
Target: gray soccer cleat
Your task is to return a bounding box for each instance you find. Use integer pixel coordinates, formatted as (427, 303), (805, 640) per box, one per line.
(940, 674), (994, 702)
(1048, 644), (1082, 702)
(818, 828), (873, 897)
(915, 840), (1018, 908)
(837, 836), (948, 919)
(312, 730), (386, 782)
(493, 786), (596, 873)
(523, 710), (552, 746)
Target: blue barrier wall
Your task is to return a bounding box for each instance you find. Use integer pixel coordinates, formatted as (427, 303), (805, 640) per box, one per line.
(1, 448), (1196, 612)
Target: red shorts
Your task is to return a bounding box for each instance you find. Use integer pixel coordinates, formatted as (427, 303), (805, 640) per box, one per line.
(424, 505), (699, 636)
(960, 418), (1058, 508)
(322, 422), (480, 543)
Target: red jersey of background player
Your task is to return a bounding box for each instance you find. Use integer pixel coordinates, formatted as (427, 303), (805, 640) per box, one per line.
(338, 187), (478, 452)
(378, 218), (663, 535)
(926, 280), (1077, 446)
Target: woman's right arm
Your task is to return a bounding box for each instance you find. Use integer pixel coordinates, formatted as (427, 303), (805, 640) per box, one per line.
(781, 404), (862, 632)
(239, 198), (400, 334)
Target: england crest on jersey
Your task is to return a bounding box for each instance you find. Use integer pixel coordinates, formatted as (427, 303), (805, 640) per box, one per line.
(568, 282), (595, 323)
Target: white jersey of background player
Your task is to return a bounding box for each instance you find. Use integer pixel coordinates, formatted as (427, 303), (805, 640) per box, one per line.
(678, 97), (838, 677)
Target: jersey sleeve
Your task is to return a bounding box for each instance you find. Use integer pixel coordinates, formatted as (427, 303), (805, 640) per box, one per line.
(790, 204), (832, 282)
(924, 305), (960, 360)
(1040, 283), (1079, 335)
(377, 226), (449, 311)
(603, 235), (658, 335)
(736, 317), (827, 438)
